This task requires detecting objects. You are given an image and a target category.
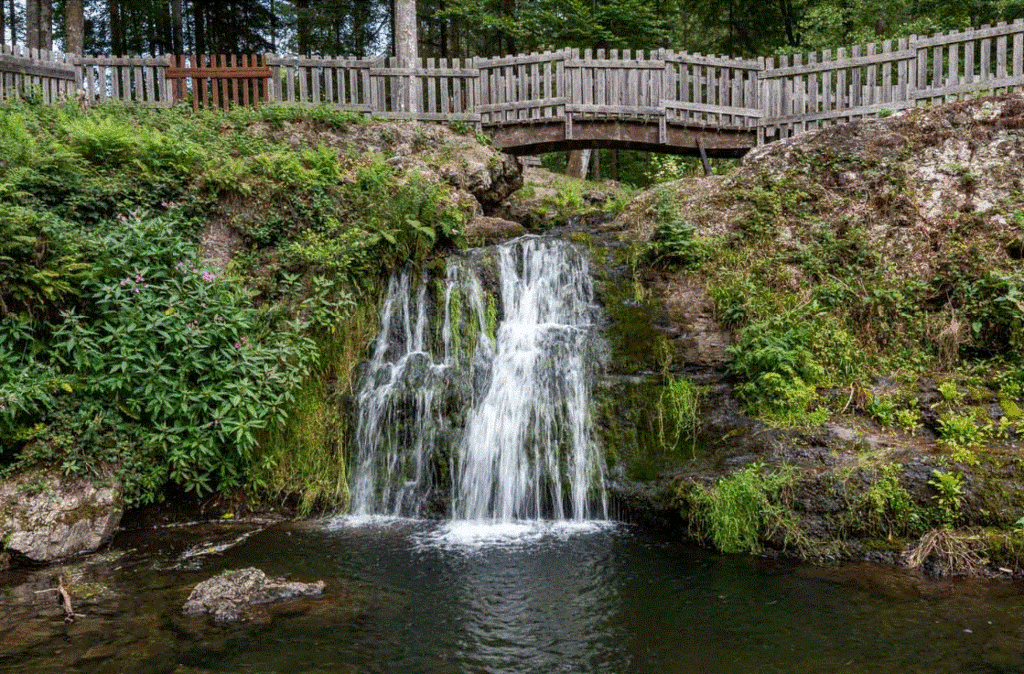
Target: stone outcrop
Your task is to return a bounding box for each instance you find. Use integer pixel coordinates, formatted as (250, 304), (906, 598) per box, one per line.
(1, 472), (122, 564)
(246, 119), (522, 217)
(183, 567), (325, 622)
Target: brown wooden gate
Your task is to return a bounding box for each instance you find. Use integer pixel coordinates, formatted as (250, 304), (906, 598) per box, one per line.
(166, 54), (271, 110)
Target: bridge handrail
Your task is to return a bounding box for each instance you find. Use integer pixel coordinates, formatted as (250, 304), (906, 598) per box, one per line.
(2, 17), (1024, 146)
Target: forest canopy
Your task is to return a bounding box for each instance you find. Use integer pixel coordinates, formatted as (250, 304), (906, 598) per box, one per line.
(4, 0), (1024, 59)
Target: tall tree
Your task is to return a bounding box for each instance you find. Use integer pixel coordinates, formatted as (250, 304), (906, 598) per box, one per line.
(66, 0), (85, 54)
(7, 0), (15, 48)
(171, 0), (183, 53)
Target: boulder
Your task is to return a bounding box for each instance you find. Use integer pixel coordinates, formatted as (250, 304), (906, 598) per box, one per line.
(466, 215), (525, 245)
(1, 472), (122, 564)
(183, 567), (325, 623)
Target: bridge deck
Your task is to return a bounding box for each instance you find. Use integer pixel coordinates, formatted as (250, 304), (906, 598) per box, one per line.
(3, 19), (1024, 155)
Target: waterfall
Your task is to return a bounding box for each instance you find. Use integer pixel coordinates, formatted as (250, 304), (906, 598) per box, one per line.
(454, 237), (607, 521)
(349, 265), (491, 517)
(350, 236), (607, 522)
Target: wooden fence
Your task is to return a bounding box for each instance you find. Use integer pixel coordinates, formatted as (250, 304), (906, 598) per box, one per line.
(759, 19), (1024, 141)
(2, 18), (1024, 147)
(0, 44), (77, 104)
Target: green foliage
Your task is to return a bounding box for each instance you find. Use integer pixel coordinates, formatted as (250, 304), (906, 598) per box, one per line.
(36, 218), (316, 502)
(728, 316), (828, 425)
(687, 462), (800, 554)
(938, 379), (964, 406)
(0, 102), (471, 507)
(657, 376), (704, 459)
(928, 469), (966, 528)
(938, 413), (987, 464)
(0, 204), (90, 320)
(850, 463), (925, 539)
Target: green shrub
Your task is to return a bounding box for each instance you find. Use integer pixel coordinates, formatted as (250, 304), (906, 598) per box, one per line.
(657, 376), (704, 458)
(729, 317), (827, 425)
(3, 217), (317, 503)
(928, 469), (965, 528)
(688, 462), (800, 554)
(938, 412), (987, 454)
(851, 463), (924, 538)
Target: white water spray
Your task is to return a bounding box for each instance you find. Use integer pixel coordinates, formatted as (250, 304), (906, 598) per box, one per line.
(350, 237), (607, 522)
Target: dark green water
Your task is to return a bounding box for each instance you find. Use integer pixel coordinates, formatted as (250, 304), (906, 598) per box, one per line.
(2, 519), (1024, 673)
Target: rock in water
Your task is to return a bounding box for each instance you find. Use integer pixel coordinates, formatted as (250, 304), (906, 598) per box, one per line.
(183, 568), (325, 623)
(1, 472), (122, 564)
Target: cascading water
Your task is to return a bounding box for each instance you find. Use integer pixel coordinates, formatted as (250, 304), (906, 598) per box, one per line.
(349, 236), (607, 522)
(349, 265), (492, 517)
(454, 237), (607, 521)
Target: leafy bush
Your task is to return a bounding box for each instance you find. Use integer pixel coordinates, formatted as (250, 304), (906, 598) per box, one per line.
(928, 469), (965, 528)
(728, 317), (827, 425)
(688, 462), (800, 554)
(657, 376), (704, 458)
(850, 463), (924, 539)
(2, 217), (317, 503)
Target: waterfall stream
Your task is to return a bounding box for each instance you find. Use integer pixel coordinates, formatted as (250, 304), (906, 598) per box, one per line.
(350, 236), (607, 521)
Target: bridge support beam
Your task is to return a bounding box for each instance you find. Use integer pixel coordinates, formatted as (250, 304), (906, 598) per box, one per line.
(489, 119), (756, 158)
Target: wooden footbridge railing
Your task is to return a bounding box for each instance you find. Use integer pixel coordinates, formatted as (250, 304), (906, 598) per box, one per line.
(3, 18), (1024, 156)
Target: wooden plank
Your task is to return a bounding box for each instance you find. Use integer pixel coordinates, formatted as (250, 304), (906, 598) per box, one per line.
(311, 55), (321, 103)
(379, 111), (480, 121)
(120, 63), (131, 103)
(770, 99), (914, 125)
(932, 43), (942, 102)
(918, 74), (1024, 98)
(564, 103), (663, 116)
(144, 61), (156, 104)
(763, 48), (915, 78)
(981, 36), (992, 85)
(428, 58), (438, 113)
(75, 56), (167, 66)
(165, 66), (271, 78)
(661, 100), (761, 116)
(915, 20), (1022, 47)
(298, 58), (308, 104)
(1015, 23), (1024, 79)
(665, 52), (761, 69)
(368, 66), (480, 77)
(897, 38), (909, 102)
(268, 55), (374, 68)
(564, 58), (665, 69)
(916, 42), (928, 90)
(998, 32), (1009, 80)
(836, 48), (847, 113)
(209, 54), (221, 109)
(0, 56), (77, 80)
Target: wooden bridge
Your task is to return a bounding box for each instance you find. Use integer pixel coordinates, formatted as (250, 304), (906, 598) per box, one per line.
(3, 19), (1024, 157)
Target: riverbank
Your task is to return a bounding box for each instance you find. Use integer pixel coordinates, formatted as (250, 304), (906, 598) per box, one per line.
(3, 94), (1024, 577)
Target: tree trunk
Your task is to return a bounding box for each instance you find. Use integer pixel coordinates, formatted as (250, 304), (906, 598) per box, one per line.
(108, 0), (121, 55)
(192, 0), (204, 56)
(7, 0), (15, 47)
(295, 0), (309, 55)
(171, 0), (183, 53)
(40, 0), (52, 51)
(394, 0), (418, 111)
(65, 0), (84, 54)
(26, 0), (38, 50)
(269, 0), (276, 51)
(394, 0), (417, 63)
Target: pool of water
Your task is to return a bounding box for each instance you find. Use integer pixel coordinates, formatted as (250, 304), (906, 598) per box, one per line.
(2, 519), (1024, 673)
